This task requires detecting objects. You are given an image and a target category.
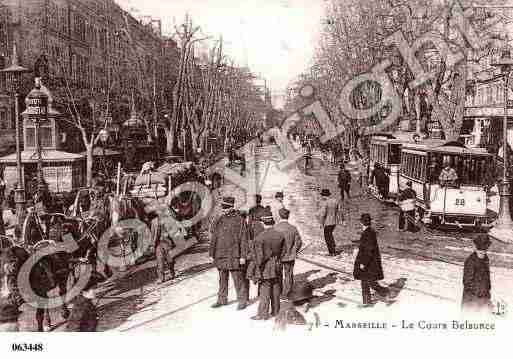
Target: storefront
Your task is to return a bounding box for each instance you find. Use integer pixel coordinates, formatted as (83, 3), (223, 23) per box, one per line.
(0, 150), (85, 193)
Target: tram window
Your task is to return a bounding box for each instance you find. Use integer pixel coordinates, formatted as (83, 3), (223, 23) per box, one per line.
(428, 155), (441, 182)
(420, 157), (426, 180)
(415, 156), (420, 179)
(408, 154), (414, 177)
(389, 145), (400, 164)
(401, 153), (407, 175)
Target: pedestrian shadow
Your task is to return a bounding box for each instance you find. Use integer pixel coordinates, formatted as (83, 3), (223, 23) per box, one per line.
(309, 272), (338, 290)
(106, 267), (158, 297)
(293, 270), (321, 283)
(179, 262), (214, 277)
(308, 289), (337, 309)
(387, 277), (407, 300)
(97, 295), (159, 331)
(335, 244), (355, 254)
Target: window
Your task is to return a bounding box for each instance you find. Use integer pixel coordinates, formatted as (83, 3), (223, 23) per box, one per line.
(0, 108), (7, 129)
(486, 86), (493, 104)
(40, 126), (53, 147)
(26, 127), (36, 147)
(496, 84), (503, 103)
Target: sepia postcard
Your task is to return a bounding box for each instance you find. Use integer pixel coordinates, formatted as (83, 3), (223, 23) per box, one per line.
(0, 0), (511, 357)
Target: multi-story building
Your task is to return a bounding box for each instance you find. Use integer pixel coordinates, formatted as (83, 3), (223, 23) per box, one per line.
(0, 0), (179, 192)
(0, 0), (178, 155)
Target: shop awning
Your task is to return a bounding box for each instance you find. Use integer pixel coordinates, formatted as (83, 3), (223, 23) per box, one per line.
(0, 150), (85, 163)
(83, 148), (122, 156)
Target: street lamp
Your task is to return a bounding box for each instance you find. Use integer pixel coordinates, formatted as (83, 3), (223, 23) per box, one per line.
(1, 44), (31, 225)
(490, 49), (513, 243)
(99, 128), (110, 176)
(25, 78), (49, 192)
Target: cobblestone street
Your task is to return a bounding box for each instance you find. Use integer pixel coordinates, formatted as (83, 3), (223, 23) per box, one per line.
(19, 146), (513, 332)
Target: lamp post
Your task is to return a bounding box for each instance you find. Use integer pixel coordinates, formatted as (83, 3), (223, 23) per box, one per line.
(25, 78), (48, 192)
(490, 50), (513, 243)
(99, 128), (110, 176)
(1, 45), (30, 225)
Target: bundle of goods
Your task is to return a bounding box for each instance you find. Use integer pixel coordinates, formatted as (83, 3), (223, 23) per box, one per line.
(130, 162), (168, 199)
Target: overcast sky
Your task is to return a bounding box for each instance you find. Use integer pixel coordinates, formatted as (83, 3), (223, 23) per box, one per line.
(116, 0), (324, 106)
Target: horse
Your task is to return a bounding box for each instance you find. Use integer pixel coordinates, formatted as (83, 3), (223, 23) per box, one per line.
(17, 211), (79, 331)
(0, 232), (72, 332)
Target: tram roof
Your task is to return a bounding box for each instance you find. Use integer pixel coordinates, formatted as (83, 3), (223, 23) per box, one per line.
(401, 141), (492, 156)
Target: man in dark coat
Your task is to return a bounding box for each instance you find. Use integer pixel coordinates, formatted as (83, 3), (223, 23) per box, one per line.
(252, 208), (286, 320)
(398, 181), (417, 232)
(337, 162), (352, 201)
(274, 208), (302, 299)
(248, 194), (266, 222)
(152, 214), (176, 284)
(246, 208), (265, 286)
(370, 164), (389, 200)
(462, 234), (492, 313)
(66, 271), (104, 332)
(353, 213), (390, 306)
(209, 197), (249, 310)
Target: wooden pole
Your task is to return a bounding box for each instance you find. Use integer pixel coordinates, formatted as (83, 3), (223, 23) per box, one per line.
(116, 162), (121, 196)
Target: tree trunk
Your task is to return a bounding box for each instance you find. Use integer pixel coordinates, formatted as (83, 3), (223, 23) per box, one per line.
(164, 127), (175, 154)
(86, 143), (94, 188)
(199, 131), (208, 152)
(190, 125), (199, 153)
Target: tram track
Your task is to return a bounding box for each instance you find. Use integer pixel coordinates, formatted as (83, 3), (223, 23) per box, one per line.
(297, 255), (456, 303)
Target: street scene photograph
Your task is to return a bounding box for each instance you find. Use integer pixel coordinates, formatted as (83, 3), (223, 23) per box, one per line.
(0, 0), (513, 354)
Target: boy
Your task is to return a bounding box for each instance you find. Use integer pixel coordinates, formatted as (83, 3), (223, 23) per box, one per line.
(462, 234), (492, 313)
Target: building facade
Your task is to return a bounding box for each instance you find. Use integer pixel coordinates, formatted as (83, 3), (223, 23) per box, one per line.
(0, 0), (178, 155)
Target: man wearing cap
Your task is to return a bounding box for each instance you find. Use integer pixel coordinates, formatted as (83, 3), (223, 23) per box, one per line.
(209, 196), (250, 310)
(66, 271), (104, 332)
(252, 208), (286, 320)
(462, 234), (492, 313)
(274, 208), (303, 298)
(398, 181), (417, 232)
(317, 189), (343, 256)
(268, 192), (285, 225)
(353, 213), (390, 306)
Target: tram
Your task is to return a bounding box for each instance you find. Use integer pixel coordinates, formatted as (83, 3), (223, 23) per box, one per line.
(369, 135), (404, 199)
(398, 141), (496, 227)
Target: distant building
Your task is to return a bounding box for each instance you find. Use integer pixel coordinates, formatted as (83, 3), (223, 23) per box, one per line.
(0, 0), (179, 154)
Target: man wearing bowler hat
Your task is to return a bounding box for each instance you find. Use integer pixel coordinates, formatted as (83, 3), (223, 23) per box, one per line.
(317, 189), (343, 256)
(274, 208), (303, 298)
(353, 213), (390, 306)
(252, 207), (286, 320)
(209, 196), (250, 310)
(462, 234), (493, 313)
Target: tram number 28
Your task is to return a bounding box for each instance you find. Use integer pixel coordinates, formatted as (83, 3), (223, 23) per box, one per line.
(455, 198), (466, 206)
